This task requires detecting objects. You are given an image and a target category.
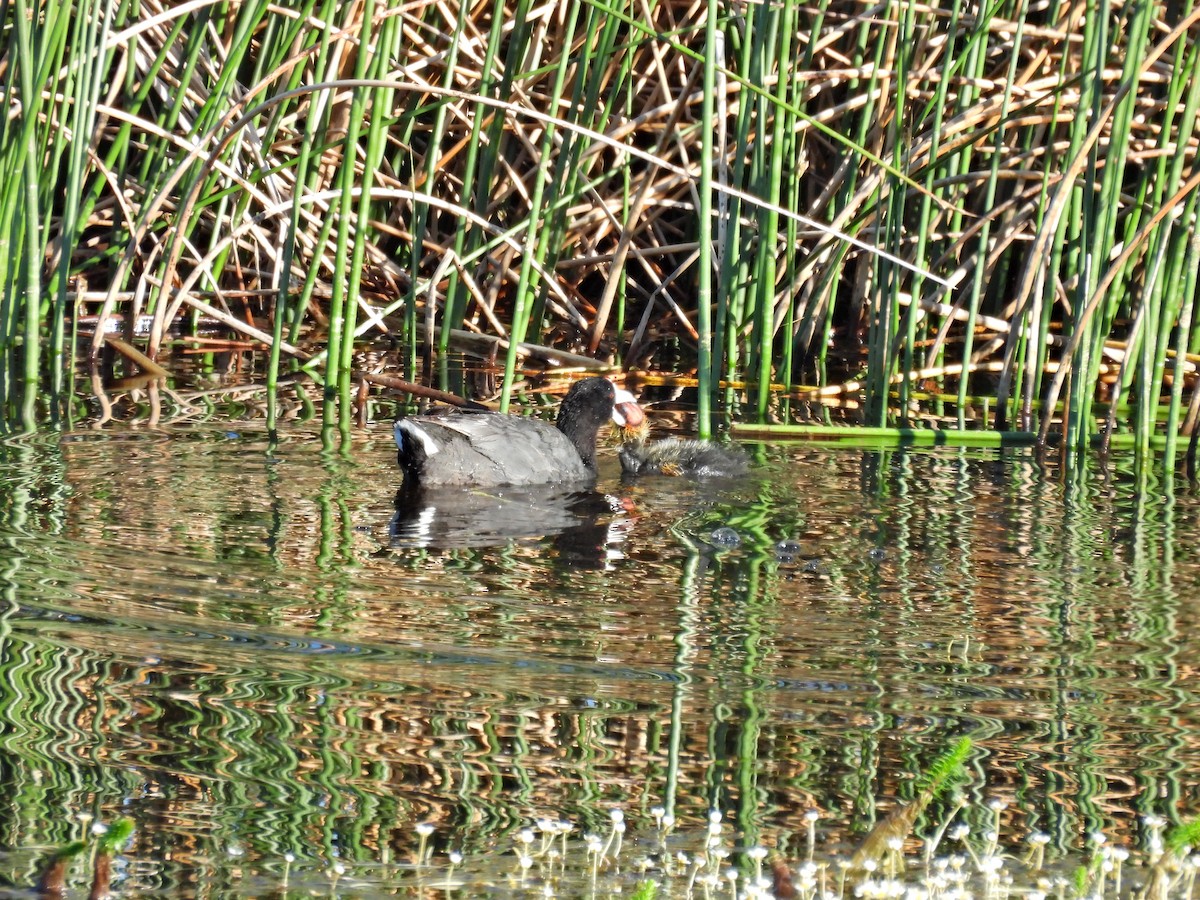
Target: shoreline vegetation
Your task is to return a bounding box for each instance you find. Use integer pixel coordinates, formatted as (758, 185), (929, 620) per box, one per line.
(2, 0), (1199, 466)
(24, 751), (1200, 899)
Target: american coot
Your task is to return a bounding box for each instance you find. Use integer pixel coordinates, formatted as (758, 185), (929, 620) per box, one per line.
(395, 376), (644, 488)
(619, 419), (749, 478)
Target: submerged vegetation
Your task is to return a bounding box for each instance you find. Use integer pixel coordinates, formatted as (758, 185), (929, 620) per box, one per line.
(23, 784), (1200, 897)
(26, 736), (1200, 895)
(1, 0), (1199, 460)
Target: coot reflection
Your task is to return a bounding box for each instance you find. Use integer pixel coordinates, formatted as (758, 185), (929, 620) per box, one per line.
(389, 484), (630, 559)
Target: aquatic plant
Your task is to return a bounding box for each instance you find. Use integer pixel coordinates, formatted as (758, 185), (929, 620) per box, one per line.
(390, 804), (1200, 898)
(34, 816), (133, 898)
(0, 0), (1196, 458)
(24, 798), (1200, 899)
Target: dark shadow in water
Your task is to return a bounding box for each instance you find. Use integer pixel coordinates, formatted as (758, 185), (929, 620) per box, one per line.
(389, 483), (625, 553)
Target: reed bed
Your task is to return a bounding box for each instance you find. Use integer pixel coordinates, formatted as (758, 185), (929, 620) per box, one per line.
(1, 0), (1198, 460)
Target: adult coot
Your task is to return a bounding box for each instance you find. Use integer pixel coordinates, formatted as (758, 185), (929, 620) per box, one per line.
(395, 377), (644, 488)
(619, 419), (749, 478)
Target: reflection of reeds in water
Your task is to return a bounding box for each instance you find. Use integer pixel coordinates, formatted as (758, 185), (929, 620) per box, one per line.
(4, 437), (1200, 893)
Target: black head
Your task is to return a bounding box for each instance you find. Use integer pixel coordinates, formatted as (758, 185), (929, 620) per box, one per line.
(556, 377), (641, 470)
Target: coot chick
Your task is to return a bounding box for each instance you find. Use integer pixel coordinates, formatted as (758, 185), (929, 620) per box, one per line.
(619, 419), (749, 478)
(395, 376), (644, 489)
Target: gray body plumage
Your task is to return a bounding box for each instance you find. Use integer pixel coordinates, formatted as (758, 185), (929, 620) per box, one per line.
(394, 376), (640, 490)
(395, 414), (592, 487)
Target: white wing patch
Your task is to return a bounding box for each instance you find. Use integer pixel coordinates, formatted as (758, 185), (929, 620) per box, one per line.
(398, 420), (441, 456)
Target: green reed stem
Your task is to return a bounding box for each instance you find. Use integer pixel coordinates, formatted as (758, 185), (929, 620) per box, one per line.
(499, 0), (582, 410)
(695, 0), (719, 439)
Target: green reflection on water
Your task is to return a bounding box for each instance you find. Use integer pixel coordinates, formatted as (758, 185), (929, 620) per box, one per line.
(0, 429), (1198, 894)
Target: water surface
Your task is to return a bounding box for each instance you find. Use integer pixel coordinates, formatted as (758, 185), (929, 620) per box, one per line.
(1, 425), (1198, 895)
